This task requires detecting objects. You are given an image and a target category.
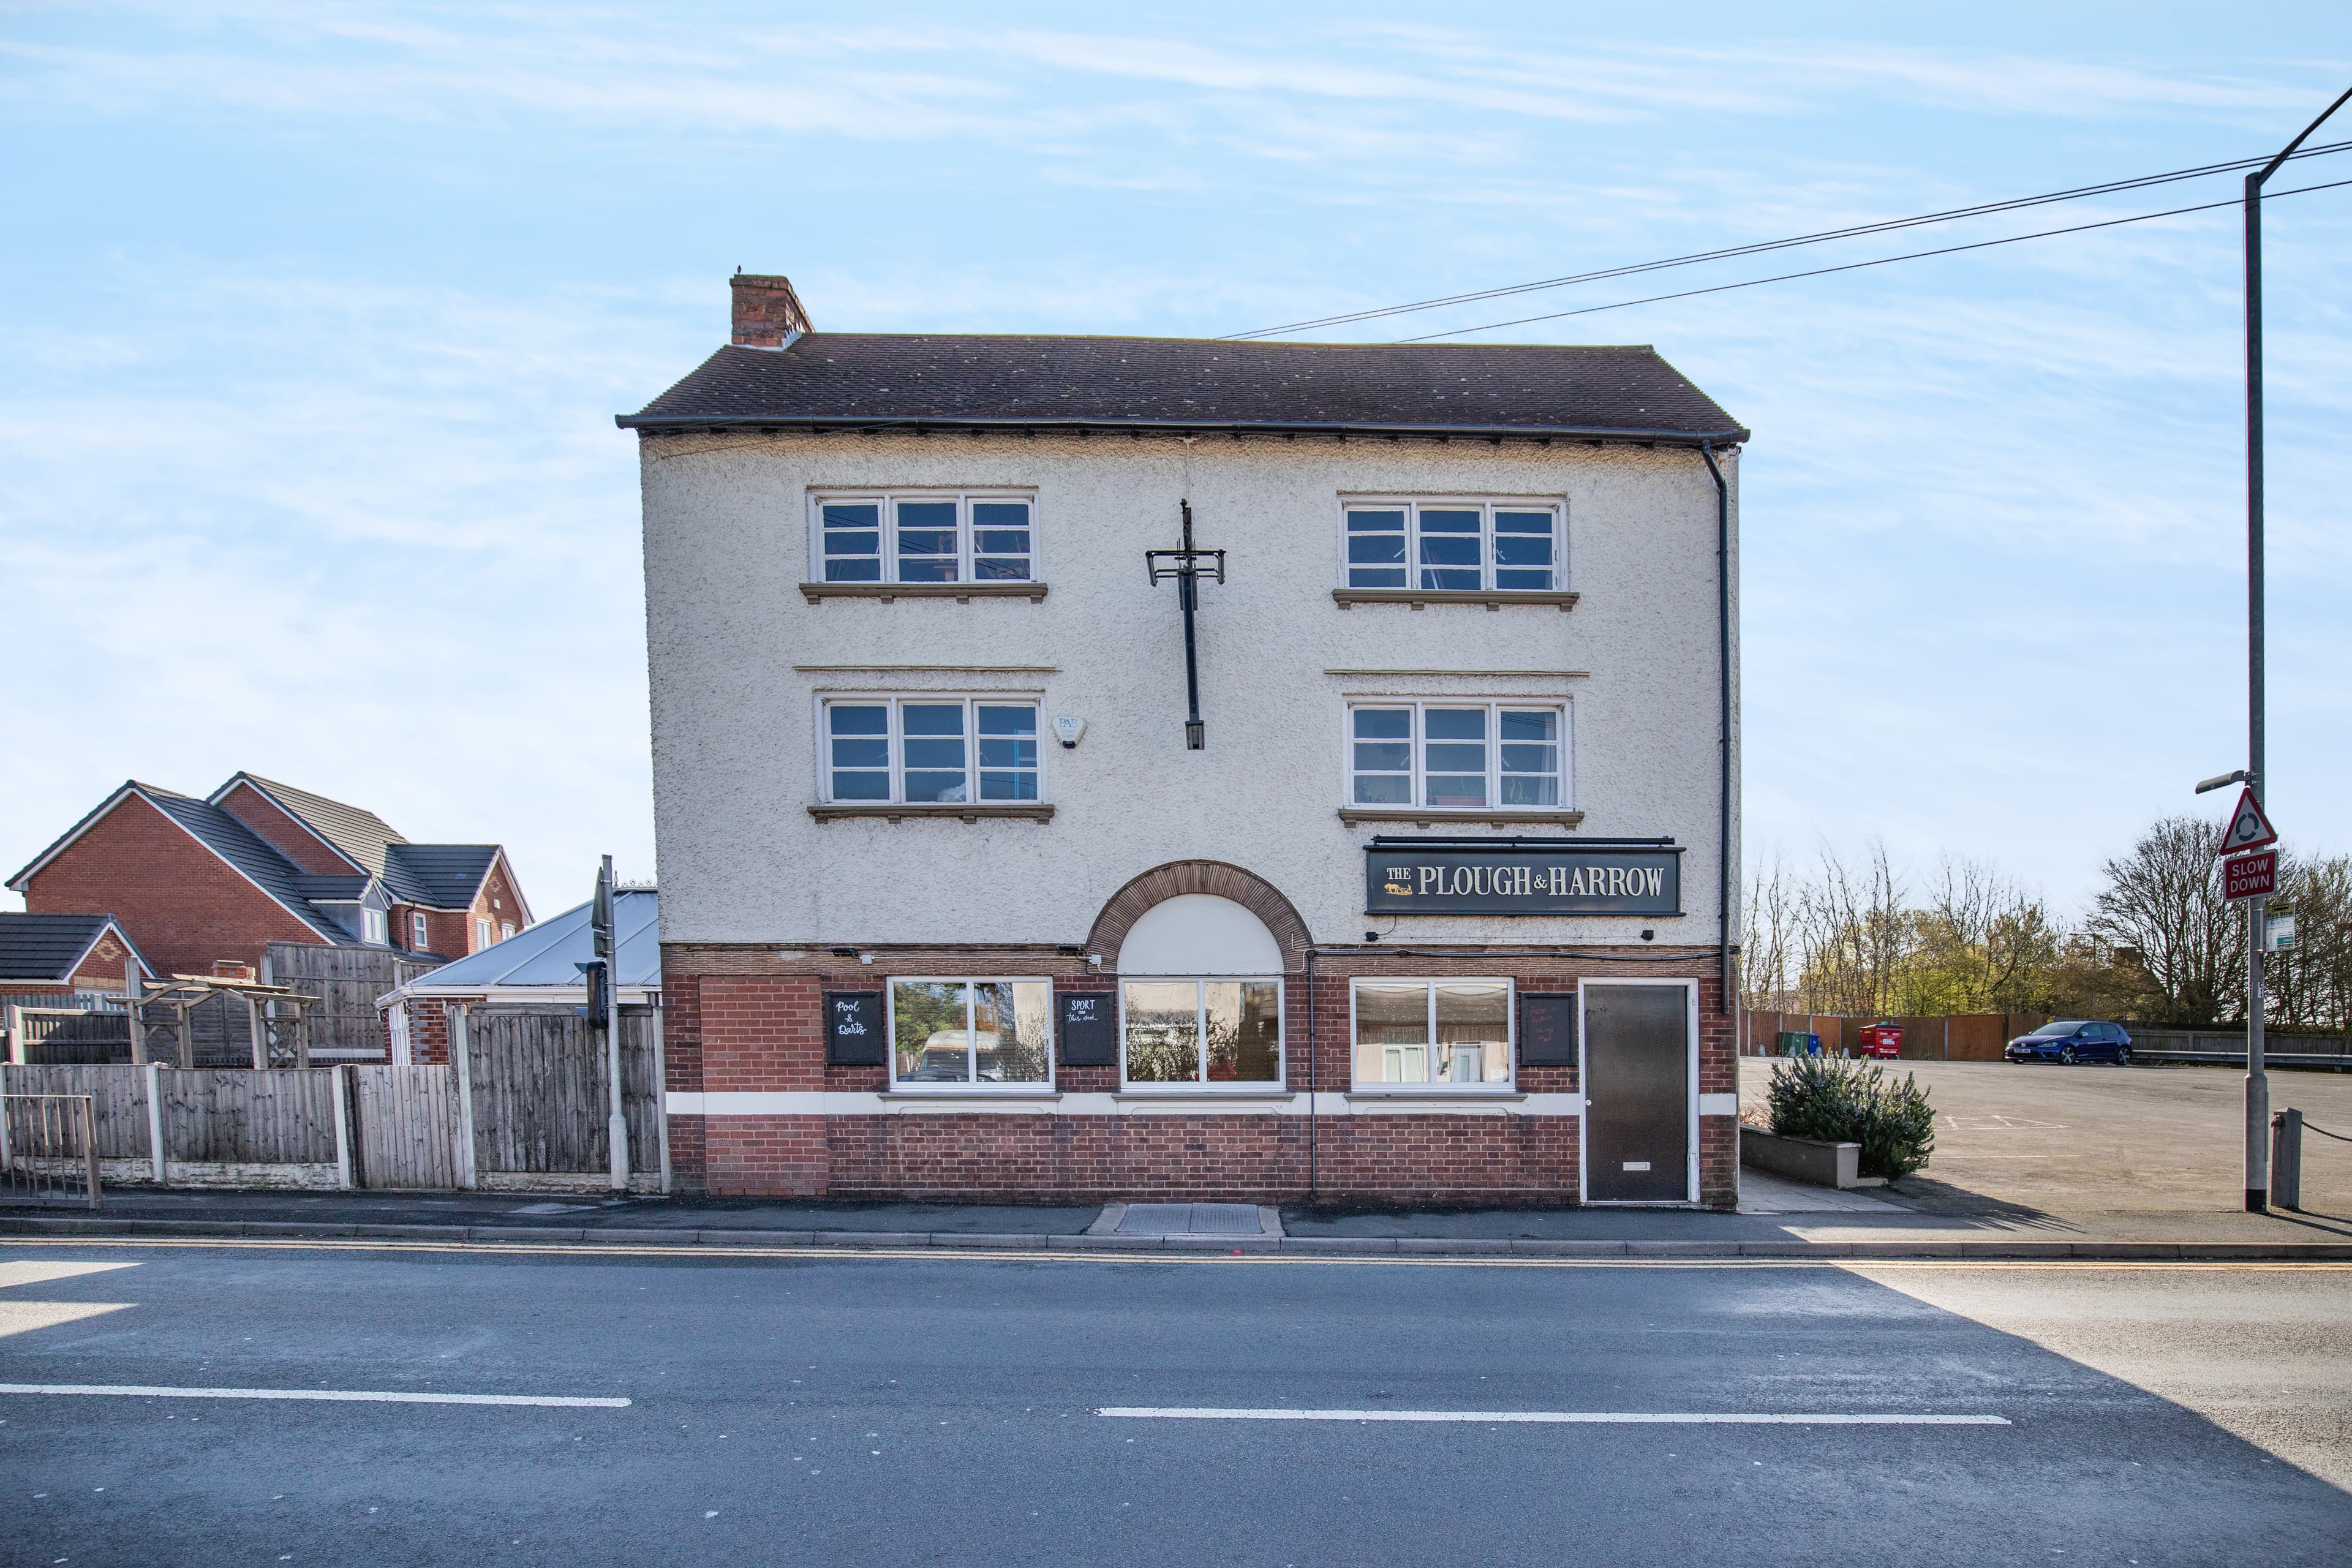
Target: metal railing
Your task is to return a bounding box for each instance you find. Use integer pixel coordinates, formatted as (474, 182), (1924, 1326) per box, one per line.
(0, 1094), (101, 1209)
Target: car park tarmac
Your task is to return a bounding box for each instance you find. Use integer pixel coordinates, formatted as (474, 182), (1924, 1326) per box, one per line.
(1738, 1057), (2352, 1216)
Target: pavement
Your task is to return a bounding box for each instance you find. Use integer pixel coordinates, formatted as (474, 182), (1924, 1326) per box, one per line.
(5, 1060), (2346, 1258)
(1, 1236), (2347, 1564)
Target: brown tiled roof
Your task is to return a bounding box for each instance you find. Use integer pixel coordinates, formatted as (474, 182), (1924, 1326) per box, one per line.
(617, 335), (1746, 444)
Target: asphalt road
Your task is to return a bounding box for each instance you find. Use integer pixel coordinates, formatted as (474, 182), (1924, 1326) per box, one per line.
(3, 1242), (2348, 1566)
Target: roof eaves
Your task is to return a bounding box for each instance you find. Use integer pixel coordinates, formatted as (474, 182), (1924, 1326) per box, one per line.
(616, 412), (1751, 445)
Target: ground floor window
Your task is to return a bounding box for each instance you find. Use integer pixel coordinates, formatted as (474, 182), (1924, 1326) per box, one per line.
(1352, 979), (1513, 1089)
(1120, 978), (1282, 1087)
(889, 978), (1053, 1088)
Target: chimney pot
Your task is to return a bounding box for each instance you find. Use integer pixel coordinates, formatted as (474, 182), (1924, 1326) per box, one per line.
(731, 273), (812, 347)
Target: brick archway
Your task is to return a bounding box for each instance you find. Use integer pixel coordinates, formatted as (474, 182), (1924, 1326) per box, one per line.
(1085, 861), (1312, 973)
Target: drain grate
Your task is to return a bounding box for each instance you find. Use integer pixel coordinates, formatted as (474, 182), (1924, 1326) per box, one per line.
(1116, 1202), (1264, 1237)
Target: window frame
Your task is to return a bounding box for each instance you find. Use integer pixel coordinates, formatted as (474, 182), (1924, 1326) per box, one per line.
(1344, 699), (1572, 813)
(409, 911), (429, 949)
(808, 489), (1041, 586)
(475, 916), (494, 951)
(884, 974), (1057, 1093)
(362, 908), (387, 946)
(1116, 976), (1287, 1093)
(1348, 977), (1519, 1094)
(1336, 496), (1566, 594)
(817, 693), (1046, 807)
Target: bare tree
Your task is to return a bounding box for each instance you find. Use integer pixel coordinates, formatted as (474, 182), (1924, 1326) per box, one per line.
(1740, 854), (1799, 1012)
(1904, 855), (2063, 1014)
(1795, 842), (1909, 1017)
(2266, 851), (2352, 1030)
(2083, 815), (2241, 1027)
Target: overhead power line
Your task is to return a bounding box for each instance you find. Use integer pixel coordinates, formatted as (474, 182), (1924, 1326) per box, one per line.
(1395, 176), (2352, 342)
(1226, 140), (2352, 341)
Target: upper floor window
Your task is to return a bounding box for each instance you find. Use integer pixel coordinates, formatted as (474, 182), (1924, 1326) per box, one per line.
(824, 696), (1041, 805)
(1343, 499), (1562, 592)
(1349, 701), (1567, 810)
(362, 908), (386, 946)
(475, 917), (494, 951)
(501, 921), (517, 941)
(409, 911), (429, 949)
(813, 491), (1036, 584)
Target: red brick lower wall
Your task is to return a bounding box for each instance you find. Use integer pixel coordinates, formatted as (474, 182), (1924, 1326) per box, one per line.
(696, 1109), (1581, 1205)
(663, 943), (1739, 1208)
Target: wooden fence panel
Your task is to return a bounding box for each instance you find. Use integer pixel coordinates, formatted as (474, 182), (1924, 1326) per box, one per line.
(467, 1009), (659, 1175)
(2, 1065), (151, 1159)
(352, 1065), (462, 1190)
(267, 944), (432, 1062)
(160, 1069), (338, 1164)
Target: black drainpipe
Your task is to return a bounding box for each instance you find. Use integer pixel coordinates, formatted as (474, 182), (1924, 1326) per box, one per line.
(1698, 440), (1735, 1028)
(1304, 948), (1317, 1202)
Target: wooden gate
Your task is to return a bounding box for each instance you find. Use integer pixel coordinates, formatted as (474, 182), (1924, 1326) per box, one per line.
(350, 1065), (465, 1190)
(463, 1009), (662, 1183)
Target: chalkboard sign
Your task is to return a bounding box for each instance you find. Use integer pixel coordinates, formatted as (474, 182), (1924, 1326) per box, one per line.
(1057, 990), (1115, 1066)
(824, 991), (885, 1066)
(1518, 993), (1579, 1067)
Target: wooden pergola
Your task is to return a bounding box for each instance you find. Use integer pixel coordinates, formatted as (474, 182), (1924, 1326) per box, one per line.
(126, 970), (318, 1070)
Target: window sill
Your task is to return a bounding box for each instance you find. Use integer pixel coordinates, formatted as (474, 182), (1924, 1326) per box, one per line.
(1348, 1089), (1525, 1101)
(1332, 588), (1578, 612)
(810, 804), (1056, 824)
(1337, 808), (1585, 828)
(801, 581), (1047, 604)
(1113, 1088), (1291, 1101)
(882, 1088), (1060, 1100)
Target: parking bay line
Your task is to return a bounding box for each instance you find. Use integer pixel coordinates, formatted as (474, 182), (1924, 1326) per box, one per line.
(1099, 1408), (2008, 1425)
(0, 1382), (630, 1408)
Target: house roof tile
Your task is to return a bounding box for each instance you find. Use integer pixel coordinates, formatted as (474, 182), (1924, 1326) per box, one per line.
(618, 336), (1747, 443)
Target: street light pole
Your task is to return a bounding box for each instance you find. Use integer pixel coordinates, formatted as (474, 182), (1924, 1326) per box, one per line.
(2239, 83), (2352, 1213)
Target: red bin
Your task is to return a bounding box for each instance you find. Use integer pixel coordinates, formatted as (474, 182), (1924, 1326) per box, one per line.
(1858, 1023), (1904, 1060)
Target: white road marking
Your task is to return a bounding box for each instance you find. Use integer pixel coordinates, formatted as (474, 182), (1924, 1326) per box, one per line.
(1098, 1407), (2008, 1425)
(0, 1382), (629, 1408)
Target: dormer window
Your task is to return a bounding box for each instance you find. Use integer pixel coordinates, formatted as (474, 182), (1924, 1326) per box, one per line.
(362, 908), (387, 945)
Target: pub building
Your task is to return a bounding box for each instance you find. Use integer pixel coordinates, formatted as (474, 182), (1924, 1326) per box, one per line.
(624, 273), (1746, 1208)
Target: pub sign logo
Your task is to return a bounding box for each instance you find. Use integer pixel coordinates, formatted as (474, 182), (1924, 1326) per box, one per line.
(1366, 846), (1682, 916)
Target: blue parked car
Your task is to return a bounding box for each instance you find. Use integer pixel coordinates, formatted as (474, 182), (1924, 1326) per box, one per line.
(2005, 1019), (2133, 1065)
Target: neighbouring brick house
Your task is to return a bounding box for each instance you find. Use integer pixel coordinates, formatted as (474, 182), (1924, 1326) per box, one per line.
(7, 774), (532, 981)
(622, 273), (1745, 1208)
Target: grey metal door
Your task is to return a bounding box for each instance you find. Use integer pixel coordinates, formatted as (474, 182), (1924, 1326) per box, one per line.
(1583, 984), (1691, 1202)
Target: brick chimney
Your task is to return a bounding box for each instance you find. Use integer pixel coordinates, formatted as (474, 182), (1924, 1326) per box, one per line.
(211, 959), (257, 984)
(731, 272), (812, 347)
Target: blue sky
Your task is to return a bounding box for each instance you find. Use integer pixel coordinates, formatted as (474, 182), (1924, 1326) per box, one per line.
(2, 2), (2347, 921)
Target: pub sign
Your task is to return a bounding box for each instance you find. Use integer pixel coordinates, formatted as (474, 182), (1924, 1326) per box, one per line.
(1365, 846), (1682, 916)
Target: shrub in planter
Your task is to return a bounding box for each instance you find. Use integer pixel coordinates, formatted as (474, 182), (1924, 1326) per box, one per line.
(1765, 1057), (1937, 1180)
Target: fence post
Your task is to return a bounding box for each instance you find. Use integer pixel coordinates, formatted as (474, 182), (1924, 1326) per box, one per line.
(650, 1005), (673, 1196)
(246, 993), (267, 1071)
(6, 1003), (19, 1066)
(174, 1003), (192, 1071)
(80, 1098), (100, 1210)
(2270, 1109), (2303, 1212)
(331, 1064), (353, 1190)
(145, 1060), (167, 1183)
(124, 957), (148, 1068)
(448, 1004), (478, 1191)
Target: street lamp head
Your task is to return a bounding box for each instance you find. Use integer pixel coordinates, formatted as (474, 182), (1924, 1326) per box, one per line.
(2195, 769), (2252, 796)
